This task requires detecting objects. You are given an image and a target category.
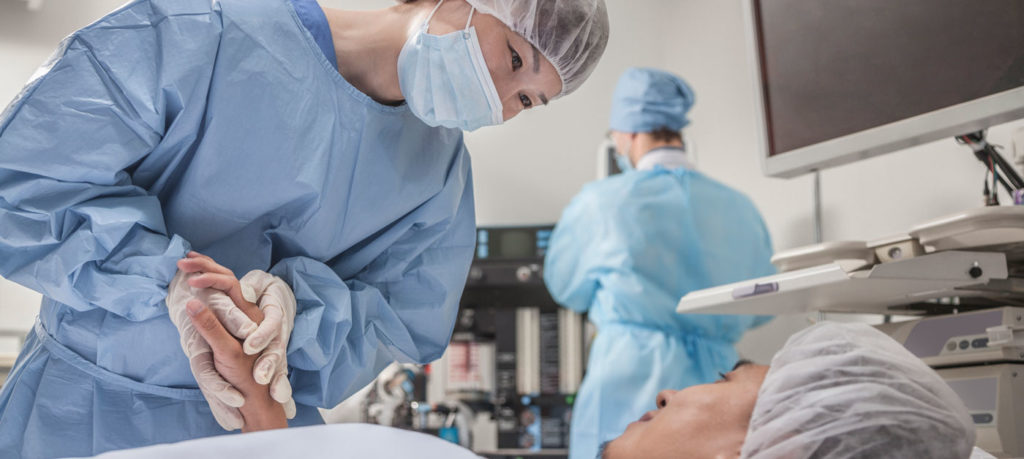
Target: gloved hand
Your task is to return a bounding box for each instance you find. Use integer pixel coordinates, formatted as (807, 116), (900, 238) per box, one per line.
(167, 270), (258, 430)
(168, 268), (298, 428)
(238, 270), (297, 419)
(173, 252), (299, 423)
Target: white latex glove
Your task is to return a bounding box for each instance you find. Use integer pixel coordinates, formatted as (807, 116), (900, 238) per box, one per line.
(167, 270), (259, 430)
(238, 270), (297, 419)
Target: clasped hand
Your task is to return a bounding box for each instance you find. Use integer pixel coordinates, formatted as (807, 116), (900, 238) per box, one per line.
(167, 252), (297, 431)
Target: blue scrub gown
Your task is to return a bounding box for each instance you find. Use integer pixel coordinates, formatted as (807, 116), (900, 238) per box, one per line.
(0, 0), (476, 457)
(543, 153), (774, 459)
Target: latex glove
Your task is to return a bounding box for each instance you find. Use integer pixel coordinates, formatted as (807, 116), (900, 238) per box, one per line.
(175, 251), (297, 420)
(238, 270), (297, 419)
(167, 270), (260, 430)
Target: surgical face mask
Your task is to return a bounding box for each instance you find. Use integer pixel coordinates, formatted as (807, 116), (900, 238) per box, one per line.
(398, 0), (504, 131)
(611, 135), (634, 172)
(614, 152), (633, 173)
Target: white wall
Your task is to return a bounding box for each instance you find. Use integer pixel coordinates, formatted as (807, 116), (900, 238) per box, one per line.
(2, 0), (1024, 361)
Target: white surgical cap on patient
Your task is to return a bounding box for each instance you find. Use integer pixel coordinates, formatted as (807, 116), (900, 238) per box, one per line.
(741, 322), (975, 459)
(466, 0), (610, 97)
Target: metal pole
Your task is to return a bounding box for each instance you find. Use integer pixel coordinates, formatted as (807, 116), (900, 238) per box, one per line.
(813, 170), (826, 322)
(813, 170), (823, 244)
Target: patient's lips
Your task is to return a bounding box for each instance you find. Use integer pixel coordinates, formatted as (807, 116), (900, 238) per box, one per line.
(624, 410), (657, 432)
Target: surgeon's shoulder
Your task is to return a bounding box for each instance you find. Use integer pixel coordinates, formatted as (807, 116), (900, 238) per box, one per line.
(78, 0), (220, 33)
(688, 171), (764, 216)
(575, 172), (638, 206)
(554, 174), (639, 229)
(216, 0), (306, 25)
(67, 0), (224, 61)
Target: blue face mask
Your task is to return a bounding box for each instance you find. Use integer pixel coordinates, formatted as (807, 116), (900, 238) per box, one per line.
(398, 0), (504, 131)
(614, 153), (634, 173)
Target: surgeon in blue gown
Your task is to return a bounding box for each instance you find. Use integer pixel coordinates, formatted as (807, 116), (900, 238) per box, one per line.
(543, 68), (775, 459)
(0, 0), (608, 457)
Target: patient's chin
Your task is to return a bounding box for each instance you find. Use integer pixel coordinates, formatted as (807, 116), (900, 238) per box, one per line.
(711, 448), (742, 459)
(710, 436), (746, 459)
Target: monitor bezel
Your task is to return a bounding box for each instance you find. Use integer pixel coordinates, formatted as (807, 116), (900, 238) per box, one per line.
(744, 0), (1024, 179)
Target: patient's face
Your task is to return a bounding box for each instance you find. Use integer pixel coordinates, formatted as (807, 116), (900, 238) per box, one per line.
(601, 362), (769, 459)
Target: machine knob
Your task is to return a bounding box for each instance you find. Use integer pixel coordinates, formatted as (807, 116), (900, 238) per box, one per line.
(516, 266), (533, 282)
(968, 263), (983, 279)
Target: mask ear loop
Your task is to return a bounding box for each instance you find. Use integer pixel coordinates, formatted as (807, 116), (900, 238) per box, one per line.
(422, 0), (446, 32)
(463, 6), (475, 37)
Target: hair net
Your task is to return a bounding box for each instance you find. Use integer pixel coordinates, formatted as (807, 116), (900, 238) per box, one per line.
(741, 322), (976, 459)
(609, 67), (695, 133)
(465, 0), (609, 98)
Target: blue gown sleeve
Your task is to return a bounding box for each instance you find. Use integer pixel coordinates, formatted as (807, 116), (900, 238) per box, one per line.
(543, 189), (609, 313)
(0, 0), (220, 321)
(271, 165), (477, 409)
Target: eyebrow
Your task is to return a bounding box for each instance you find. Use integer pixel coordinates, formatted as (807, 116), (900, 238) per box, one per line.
(733, 359), (753, 371)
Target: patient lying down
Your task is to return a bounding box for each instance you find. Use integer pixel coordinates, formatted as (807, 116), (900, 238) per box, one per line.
(601, 322), (977, 459)
(96, 303), (978, 459)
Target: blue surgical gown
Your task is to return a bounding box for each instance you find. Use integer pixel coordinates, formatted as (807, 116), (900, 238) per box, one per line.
(543, 161), (774, 459)
(0, 0), (476, 457)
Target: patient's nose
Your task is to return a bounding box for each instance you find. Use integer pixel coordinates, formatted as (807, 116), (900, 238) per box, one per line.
(656, 390), (677, 408)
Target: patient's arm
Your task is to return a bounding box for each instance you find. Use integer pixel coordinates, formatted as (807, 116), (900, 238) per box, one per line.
(187, 299), (288, 432)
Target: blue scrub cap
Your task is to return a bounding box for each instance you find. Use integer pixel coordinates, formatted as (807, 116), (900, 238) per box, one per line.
(609, 67), (695, 133)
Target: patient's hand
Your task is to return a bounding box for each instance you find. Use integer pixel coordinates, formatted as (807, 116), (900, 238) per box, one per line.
(187, 299), (289, 432)
(178, 253), (297, 418)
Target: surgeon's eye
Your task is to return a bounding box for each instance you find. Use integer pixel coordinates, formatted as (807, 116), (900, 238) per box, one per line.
(717, 372), (729, 382)
(510, 46), (523, 71)
(520, 93), (533, 109)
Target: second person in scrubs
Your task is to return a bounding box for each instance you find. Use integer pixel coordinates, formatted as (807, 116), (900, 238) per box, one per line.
(543, 67), (774, 459)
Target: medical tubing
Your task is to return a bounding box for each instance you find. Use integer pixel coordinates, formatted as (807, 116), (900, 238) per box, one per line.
(960, 132), (1024, 192)
(989, 144), (1024, 189)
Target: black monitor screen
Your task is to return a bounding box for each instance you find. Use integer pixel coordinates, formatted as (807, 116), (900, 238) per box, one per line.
(755, 0), (1024, 156)
(475, 227), (553, 260)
